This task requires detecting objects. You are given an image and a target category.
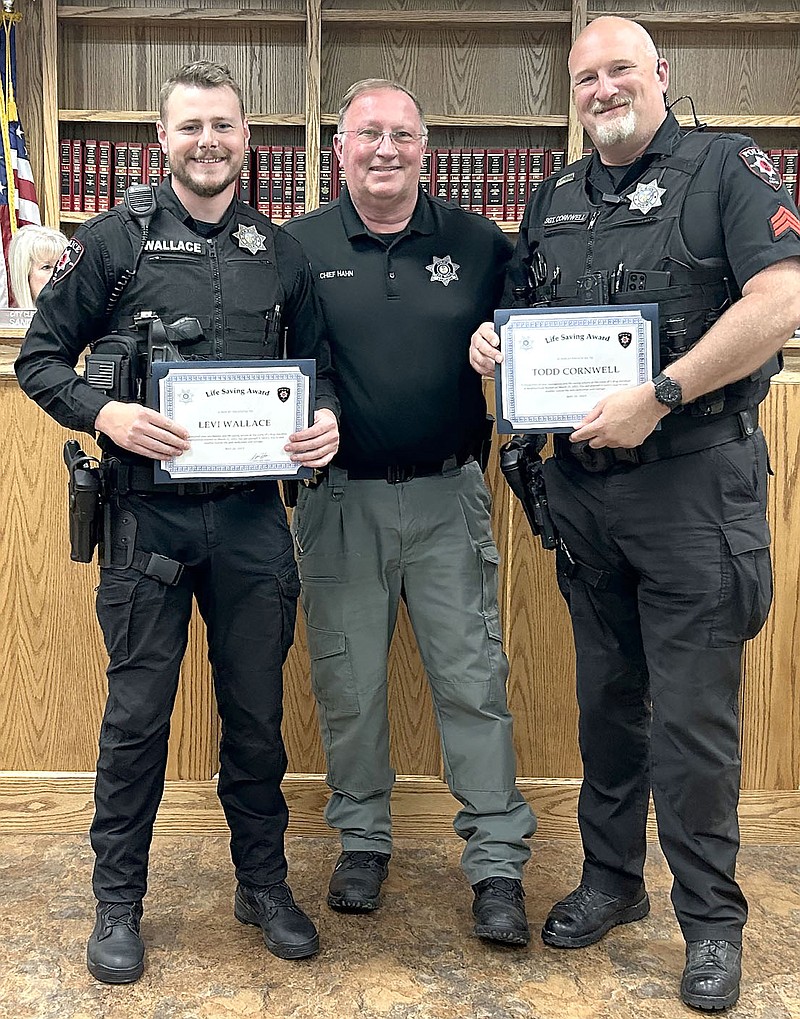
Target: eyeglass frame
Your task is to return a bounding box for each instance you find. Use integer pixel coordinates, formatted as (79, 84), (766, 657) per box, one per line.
(336, 127), (428, 147)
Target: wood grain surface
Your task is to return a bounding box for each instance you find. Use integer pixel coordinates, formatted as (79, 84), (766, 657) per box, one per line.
(1, 775), (798, 842)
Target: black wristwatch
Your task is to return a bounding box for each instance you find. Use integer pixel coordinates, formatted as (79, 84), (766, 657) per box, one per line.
(652, 372), (683, 411)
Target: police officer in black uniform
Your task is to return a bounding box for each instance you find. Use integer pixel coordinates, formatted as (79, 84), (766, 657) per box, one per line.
(15, 61), (339, 983)
(471, 17), (800, 1013)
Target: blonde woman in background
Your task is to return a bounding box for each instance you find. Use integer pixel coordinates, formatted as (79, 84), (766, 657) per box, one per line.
(8, 224), (68, 306)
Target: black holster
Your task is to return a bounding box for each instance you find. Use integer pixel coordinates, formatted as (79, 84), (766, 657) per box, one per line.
(63, 439), (105, 563)
(499, 435), (557, 549)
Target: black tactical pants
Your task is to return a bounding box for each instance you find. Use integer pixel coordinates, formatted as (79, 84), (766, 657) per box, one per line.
(91, 483), (299, 902)
(543, 430), (773, 942)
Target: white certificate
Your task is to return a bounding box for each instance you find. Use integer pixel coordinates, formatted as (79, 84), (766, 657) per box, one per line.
(494, 304), (658, 433)
(151, 360), (315, 482)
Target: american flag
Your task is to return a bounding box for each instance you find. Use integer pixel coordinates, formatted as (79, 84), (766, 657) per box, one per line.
(0, 7), (41, 307)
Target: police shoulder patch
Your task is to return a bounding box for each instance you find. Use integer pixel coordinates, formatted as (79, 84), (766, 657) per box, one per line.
(738, 145), (782, 191)
(51, 238), (84, 286)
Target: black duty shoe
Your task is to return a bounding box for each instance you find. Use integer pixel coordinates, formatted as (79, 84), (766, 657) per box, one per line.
(541, 883), (650, 948)
(234, 881), (319, 960)
(327, 851), (391, 913)
(86, 901), (145, 984)
(680, 940), (742, 1012)
(472, 877), (530, 946)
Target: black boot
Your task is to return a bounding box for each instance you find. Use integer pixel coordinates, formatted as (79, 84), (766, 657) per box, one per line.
(327, 851), (390, 913)
(541, 884), (650, 948)
(680, 940), (742, 1012)
(472, 877), (530, 946)
(234, 881), (319, 960)
(86, 901), (145, 984)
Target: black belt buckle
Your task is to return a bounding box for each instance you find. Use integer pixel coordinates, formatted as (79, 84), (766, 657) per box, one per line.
(144, 553), (183, 586)
(387, 464), (416, 484)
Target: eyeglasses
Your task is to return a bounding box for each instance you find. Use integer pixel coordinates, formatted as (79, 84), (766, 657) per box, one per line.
(337, 128), (426, 147)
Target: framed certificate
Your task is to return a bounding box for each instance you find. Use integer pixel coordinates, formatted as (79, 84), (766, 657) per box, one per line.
(494, 304), (659, 433)
(149, 359), (316, 482)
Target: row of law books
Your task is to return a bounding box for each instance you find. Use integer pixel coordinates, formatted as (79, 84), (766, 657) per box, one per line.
(768, 149), (800, 205)
(60, 138), (570, 222)
(59, 139), (800, 223)
(60, 139), (310, 217)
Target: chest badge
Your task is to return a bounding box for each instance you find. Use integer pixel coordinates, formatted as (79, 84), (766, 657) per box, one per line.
(426, 254), (460, 287)
(626, 179), (666, 215)
(232, 223), (268, 255)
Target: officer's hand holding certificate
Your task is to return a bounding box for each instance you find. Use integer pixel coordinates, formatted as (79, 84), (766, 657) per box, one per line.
(494, 305), (658, 433)
(150, 360), (315, 481)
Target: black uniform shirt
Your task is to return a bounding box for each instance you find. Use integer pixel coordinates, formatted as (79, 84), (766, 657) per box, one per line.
(15, 180), (339, 435)
(283, 188), (513, 468)
(509, 111), (800, 303)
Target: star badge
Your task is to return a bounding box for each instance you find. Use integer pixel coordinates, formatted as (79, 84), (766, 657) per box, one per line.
(425, 254), (460, 286)
(626, 179), (666, 215)
(232, 223), (267, 255)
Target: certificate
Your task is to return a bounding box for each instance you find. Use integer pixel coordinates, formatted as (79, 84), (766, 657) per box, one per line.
(494, 304), (659, 433)
(149, 360), (315, 482)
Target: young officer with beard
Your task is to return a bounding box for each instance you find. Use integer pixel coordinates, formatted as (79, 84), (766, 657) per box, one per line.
(470, 17), (800, 1011)
(15, 61), (339, 982)
(283, 79), (536, 947)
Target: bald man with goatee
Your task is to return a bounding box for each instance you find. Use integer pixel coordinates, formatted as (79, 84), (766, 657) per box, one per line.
(471, 16), (800, 1012)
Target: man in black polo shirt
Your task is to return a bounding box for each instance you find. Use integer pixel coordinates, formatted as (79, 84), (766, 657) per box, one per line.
(283, 79), (536, 945)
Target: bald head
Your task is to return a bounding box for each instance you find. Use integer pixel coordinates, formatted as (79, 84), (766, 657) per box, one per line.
(569, 17), (659, 79)
(568, 16), (669, 165)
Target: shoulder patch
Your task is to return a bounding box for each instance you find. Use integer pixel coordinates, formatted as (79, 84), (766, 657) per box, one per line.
(770, 205), (800, 240)
(738, 146), (783, 191)
(554, 172), (576, 188)
(51, 238), (84, 286)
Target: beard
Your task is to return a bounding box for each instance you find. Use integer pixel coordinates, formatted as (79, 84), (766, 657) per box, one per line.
(592, 100), (637, 146)
(170, 153), (241, 198)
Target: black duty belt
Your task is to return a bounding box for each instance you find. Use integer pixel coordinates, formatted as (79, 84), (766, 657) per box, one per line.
(554, 408), (758, 473)
(105, 461), (262, 496)
(343, 454), (471, 484)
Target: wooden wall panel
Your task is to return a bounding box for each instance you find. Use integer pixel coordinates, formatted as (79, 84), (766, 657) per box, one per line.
(320, 26), (571, 118)
(57, 22), (305, 116)
(7, 369), (798, 789)
(741, 378), (800, 791)
(0, 382), (217, 780)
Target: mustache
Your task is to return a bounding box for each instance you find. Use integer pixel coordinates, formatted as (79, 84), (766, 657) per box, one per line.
(590, 98), (633, 115)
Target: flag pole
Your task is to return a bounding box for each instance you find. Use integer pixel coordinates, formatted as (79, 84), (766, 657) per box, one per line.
(0, 0), (21, 232)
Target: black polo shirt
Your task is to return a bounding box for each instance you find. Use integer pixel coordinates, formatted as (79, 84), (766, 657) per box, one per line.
(283, 188), (513, 469)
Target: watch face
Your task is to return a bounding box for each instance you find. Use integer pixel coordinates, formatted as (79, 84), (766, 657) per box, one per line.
(655, 375), (682, 408)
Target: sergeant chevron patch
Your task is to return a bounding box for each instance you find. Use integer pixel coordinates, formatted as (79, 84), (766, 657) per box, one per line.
(770, 205), (800, 240)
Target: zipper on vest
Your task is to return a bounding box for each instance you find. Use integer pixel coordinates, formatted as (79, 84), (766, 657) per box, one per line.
(207, 239), (224, 357)
(585, 209), (601, 272)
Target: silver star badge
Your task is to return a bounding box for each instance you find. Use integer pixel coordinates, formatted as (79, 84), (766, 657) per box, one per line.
(232, 223), (267, 255)
(627, 179), (666, 215)
(425, 254), (460, 287)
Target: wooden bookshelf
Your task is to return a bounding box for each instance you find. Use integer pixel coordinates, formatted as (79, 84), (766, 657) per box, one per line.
(6, 0), (800, 818)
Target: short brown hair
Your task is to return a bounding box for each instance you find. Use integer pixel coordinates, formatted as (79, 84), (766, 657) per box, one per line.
(159, 60), (245, 122)
(336, 78), (427, 135)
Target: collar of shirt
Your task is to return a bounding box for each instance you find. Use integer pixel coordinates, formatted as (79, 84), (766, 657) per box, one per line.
(157, 178), (238, 237)
(587, 109), (680, 197)
(339, 185), (435, 243)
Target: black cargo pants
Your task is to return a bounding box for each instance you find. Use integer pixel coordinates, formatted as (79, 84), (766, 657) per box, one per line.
(91, 482), (299, 902)
(543, 430), (772, 942)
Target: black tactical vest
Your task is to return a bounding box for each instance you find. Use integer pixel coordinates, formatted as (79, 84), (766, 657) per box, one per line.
(524, 130), (777, 414)
(107, 200), (283, 361)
